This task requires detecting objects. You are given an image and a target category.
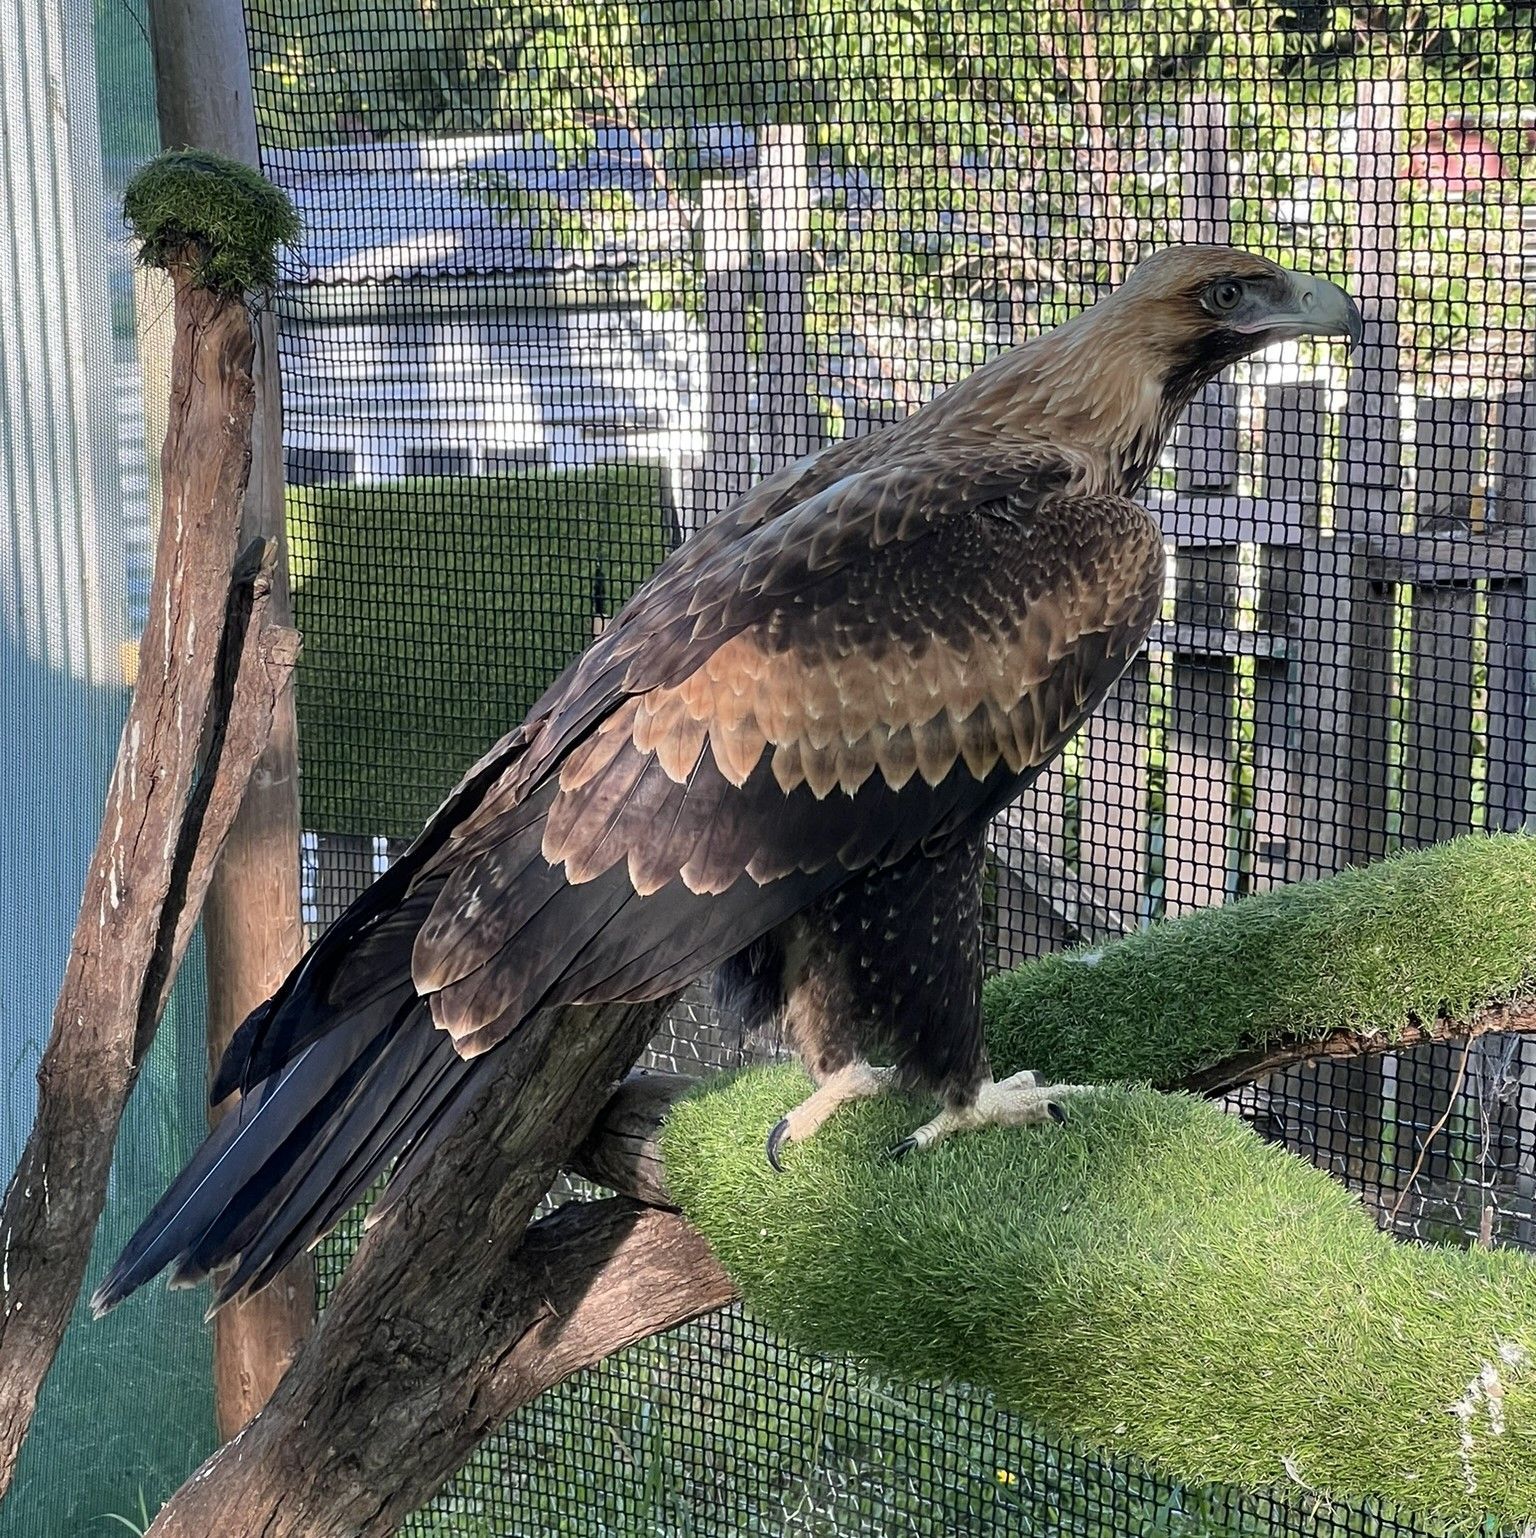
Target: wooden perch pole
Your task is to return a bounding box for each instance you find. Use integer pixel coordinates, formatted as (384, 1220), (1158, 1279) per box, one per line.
(0, 189), (298, 1497)
(144, 995), (683, 1538)
(146, 0), (318, 1435)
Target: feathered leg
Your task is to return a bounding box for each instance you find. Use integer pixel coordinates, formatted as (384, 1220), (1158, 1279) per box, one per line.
(726, 829), (1085, 1168)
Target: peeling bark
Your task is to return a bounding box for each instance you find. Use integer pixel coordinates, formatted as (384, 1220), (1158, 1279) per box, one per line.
(0, 261), (286, 1499)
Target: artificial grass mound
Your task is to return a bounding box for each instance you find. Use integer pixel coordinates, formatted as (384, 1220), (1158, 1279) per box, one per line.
(123, 149), (300, 294)
(985, 833), (1536, 1087)
(664, 1074), (1536, 1534)
(662, 836), (1536, 1533)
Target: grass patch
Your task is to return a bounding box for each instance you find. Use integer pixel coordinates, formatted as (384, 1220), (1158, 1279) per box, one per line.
(664, 1071), (1536, 1535)
(287, 468), (673, 835)
(984, 834), (1536, 1087)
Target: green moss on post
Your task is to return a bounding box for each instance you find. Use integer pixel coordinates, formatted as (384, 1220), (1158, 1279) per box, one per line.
(123, 150), (299, 294)
(664, 1074), (1536, 1534)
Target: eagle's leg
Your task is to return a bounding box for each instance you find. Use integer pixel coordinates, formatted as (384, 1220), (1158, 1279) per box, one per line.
(887, 1070), (1087, 1158)
(766, 1061), (898, 1171)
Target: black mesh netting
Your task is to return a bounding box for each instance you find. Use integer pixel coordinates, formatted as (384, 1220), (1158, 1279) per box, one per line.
(243, 4), (1536, 1534)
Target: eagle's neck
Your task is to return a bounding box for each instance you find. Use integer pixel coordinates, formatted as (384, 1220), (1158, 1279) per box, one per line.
(915, 302), (1227, 499)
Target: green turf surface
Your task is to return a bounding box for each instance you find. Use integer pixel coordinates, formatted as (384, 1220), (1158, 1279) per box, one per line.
(663, 836), (1536, 1533)
(985, 833), (1536, 1087)
(287, 468), (673, 835)
(665, 1073), (1536, 1534)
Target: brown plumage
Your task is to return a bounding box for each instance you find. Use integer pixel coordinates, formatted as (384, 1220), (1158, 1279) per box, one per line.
(94, 246), (1361, 1312)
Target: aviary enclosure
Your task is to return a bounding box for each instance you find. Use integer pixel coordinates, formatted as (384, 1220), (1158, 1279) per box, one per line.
(2, 0), (1535, 1533)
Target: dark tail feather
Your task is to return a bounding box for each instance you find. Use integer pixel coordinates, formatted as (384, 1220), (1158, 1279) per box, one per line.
(209, 872), (441, 1105)
(90, 984), (416, 1315)
(209, 1020), (484, 1303)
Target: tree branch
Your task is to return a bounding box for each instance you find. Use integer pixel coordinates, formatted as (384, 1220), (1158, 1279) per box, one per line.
(145, 1190), (734, 1538)
(140, 965), (1536, 1534)
(1177, 996), (1536, 1098)
(145, 995), (678, 1538)
(0, 261), (288, 1500)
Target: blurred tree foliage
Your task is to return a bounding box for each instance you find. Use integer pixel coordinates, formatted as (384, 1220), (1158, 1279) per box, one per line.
(247, 0), (1536, 378)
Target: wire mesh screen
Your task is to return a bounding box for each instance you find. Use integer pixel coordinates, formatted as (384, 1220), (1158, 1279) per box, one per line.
(245, 3), (1536, 1534)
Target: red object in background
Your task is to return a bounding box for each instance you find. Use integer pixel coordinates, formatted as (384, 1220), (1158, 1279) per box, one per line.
(1408, 120), (1505, 194)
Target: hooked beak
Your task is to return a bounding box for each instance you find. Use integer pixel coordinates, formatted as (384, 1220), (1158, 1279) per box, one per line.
(1232, 271), (1364, 347)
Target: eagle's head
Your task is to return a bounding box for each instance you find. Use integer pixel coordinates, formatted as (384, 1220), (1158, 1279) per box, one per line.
(944, 244), (1362, 495)
(1109, 244), (1362, 391)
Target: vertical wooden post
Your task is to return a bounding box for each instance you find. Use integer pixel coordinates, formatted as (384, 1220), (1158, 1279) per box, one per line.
(757, 123), (822, 471)
(1488, 381), (1535, 830)
(1253, 383), (1325, 890)
(1164, 552), (1242, 916)
(1342, 73), (1406, 869)
(699, 175), (752, 525)
(1401, 403), (1481, 849)
(1164, 95), (1241, 917)
(146, 0), (314, 1439)
(1341, 75), (1405, 540)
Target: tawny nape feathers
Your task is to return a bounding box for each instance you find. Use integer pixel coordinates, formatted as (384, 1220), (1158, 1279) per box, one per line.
(93, 246), (1361, 1314)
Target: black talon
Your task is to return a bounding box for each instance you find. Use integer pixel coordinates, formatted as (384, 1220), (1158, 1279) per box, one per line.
(766, 1118), (790, 1172)
(1047, 1101), (1069, 1125)
(887, 1136), (917, 1161)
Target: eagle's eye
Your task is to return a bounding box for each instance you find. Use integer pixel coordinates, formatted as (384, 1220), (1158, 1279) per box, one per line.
(1206, 278), (1245, 315)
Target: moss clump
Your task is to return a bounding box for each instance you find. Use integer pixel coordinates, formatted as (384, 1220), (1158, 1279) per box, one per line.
(984, 834), (1536, 1087)
(123, 150), (299, 294)
(663, 1072), (1536, 1534)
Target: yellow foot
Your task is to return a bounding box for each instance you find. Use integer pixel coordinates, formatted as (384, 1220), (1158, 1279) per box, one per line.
(767, 1062), (897, 1170)
(888, 1070), (1086, 1159)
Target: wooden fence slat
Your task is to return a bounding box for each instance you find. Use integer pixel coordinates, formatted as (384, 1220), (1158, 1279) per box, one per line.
(1488, 586), (1531, 832)
(1077, 659), (1151, 931)
(1179, 94), (1232, 246)
(1345, 574), (1398, 866)
(1491, 382), (1535, 525)
(1164, 650), (1240, 916)
(1401, 584), (1478, 848)
(698, 175), (752, 528)
(1249, 657), (1295, 892)
(1339, 75), (1406, 538)
(1398, 396), (1484, 848)
(1414, 396), (1486, 532)
(1164, 546), (1240, 916)
(1252, 382), (1326, 890)
(1489, 381), (1535, 831)
(757, 123), (821, 472)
